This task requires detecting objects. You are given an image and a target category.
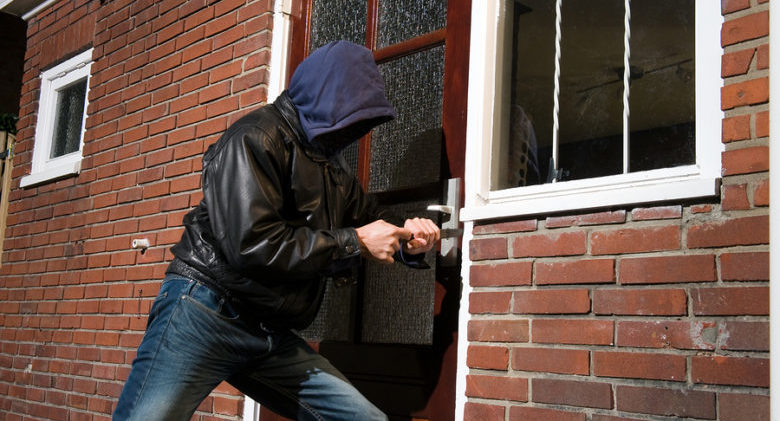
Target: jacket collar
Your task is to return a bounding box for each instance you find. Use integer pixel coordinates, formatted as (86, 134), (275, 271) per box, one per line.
(274, 90), (331, 162)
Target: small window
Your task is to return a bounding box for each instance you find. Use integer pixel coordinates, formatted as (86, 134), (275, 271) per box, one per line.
(21, 49), (93, 188)
(462, 1), (722, 220)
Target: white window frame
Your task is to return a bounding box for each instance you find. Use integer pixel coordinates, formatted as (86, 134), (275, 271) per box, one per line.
(21, 48), (93, 188)
(460, 1), (723, 221)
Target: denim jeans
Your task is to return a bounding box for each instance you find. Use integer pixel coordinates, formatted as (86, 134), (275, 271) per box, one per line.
(113, 276), (387, 421)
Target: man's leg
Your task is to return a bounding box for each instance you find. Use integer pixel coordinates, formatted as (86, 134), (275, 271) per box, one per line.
(113, 277), (263, 421)
(228, 331), (387, 421)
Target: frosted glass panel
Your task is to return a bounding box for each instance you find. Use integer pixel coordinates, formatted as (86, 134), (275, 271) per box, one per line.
(361, 201), (437, 345)
(309, 0), (367, 51)
(377, 0), (447, 48)
(300, 277), (355, 342)
(51, 78), (87, 158)
(369, 46), (444, 193)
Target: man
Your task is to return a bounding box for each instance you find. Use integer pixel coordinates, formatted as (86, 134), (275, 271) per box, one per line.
(113, 40), (440, 421)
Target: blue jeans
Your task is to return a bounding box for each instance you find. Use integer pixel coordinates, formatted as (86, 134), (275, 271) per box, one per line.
(113, 276), (387, 421)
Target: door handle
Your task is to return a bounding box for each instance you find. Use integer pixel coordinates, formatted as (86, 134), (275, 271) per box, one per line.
(427, 178), (461, 266)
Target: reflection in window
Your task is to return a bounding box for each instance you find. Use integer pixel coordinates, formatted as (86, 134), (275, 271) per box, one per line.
(495, 0), (695, 189)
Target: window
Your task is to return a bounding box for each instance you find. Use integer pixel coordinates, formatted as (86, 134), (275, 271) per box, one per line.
(461, 0), (723, 220)
(21, 49), (93, 188)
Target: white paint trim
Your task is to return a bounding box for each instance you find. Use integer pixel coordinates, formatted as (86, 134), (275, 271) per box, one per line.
(768, 0), (777, 419)
(267, 0), (293, 103)
(21, 0), (57, 21)
(462, 0), (724, 221)
(21, 49), (92, 189)
(453, 221), (474, 421)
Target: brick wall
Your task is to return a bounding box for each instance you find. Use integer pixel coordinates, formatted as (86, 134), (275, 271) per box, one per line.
(464, 1), (770, 420)
(0, 0), (272, 419)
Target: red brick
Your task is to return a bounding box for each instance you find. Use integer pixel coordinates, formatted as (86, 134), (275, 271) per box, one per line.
(593, 351), (686, 381)
(722, 78), (769, 110)
(722, 0), (750, 14)
(687, 215), (768, 248)
(512, 231), (586, 257)
(511, 347), (589, 375)
(532, 319), (613, 346)
(756, 43), (769, 69)
(721, 251), (769, 281)
(591, 225), (680, 255)
(618, 254), (716, 284)
(467, 319), (529, 342)
(535, 259), (614, 285)
(721, 11), (769, 47)
(723, 146), (769, 175)
(544, 210), (626, 228)
(719, 393), (769, 421)
(617, 320), (717, 350)
(473, 219), (536, 234)
(691, 286), (769, 316)
(692, 355), (768, 387)
(469, 292), (512, 314)
(466, 375), (528, 402)
(720, 321), (769, 351)
(532, 378), (612, 409)
(722, 114), (751, 143)
(464, 403), (505, 421)
(512, 289), (590, 314)
(756, 110), (769, 138)
(721, 183), (750, 210)
(510, 406), (586, 421)
(721, 48), (754, 77)
(470, 261), (532, 287)
(753, 178), (769, 206)
(467, 345), (509, 370)
(616, 386), (715, 419)
(469, 237), (507, 261)
(630, 206), (681, 221)
(593, 289), (687, 316)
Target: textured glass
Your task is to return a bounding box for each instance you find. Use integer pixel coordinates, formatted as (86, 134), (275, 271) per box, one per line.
(369, 47), (444, 193)
(309, 0), (367, 51)
(361, 201), (437, 345)
(51, 78), (87, 159)
(341, 142), (359, 175)
(628, 0), (695, 172)
(377, 0), (447, 48)
(299, 277), (355, 342)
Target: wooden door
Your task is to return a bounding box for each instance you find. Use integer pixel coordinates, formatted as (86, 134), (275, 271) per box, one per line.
(265, 1), (470, 419)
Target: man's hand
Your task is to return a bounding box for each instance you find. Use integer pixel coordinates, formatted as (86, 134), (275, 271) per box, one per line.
(403, 217), (440, 255)
(355, 220), (412, 264)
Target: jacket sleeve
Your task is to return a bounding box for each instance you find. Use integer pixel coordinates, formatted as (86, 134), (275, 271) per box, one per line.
(203, 125), (362, 280)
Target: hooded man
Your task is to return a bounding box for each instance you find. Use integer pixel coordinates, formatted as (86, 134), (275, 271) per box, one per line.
(113, 41), (440, 421)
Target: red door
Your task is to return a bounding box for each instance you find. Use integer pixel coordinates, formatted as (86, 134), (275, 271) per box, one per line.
(263, 1), (469, 419)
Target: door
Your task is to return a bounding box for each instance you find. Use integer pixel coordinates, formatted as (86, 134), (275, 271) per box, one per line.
(263, 1), (469, 419)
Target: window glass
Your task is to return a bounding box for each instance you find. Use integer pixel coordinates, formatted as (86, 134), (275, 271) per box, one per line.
(51, 78), (87, 159)
(495, 0), (695, 189)
(369, 46), (444, 193)
(377, 0), (447, 48)
(309, 0), (367, 51)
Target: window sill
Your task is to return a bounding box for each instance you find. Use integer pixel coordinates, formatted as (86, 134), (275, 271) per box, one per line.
(461, 166), (720, 222)
(20, 160), (81, 188)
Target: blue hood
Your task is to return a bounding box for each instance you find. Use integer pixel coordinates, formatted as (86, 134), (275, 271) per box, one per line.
(288, 41), (396, 151)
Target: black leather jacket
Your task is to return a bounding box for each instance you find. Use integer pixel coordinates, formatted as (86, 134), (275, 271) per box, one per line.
(167, 92), (401, 329)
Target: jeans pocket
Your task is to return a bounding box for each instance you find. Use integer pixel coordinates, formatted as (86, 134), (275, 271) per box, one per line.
(183, 284), (240, 321)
